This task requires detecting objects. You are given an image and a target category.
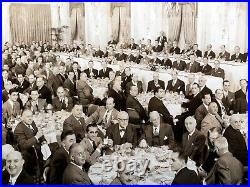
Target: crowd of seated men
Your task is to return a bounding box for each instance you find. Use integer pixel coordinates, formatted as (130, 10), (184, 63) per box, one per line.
(2, 39), (248, 185)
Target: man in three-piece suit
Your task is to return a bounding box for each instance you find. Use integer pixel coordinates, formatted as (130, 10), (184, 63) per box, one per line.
(49, 130), (76, 184)
(63, 143), (92, 184)
(14, 110), (46, 178)
(52, 87), (73, 112)
(147, 72), (165, 92)
(172, 54), (187, 71)
(222, 80), (235, 115)
(186, 54), (200, 73)
(139, 111), (174, 148)
(25, 90), (47, 113)
(217, 45), (230, 61)
(182, 116), (206, 166)
(2, 151), (34, 184)
(106, 111), (137, 147)
(200, 57), (212, 75)
(98, 61), (113, 78)
(83, 60), (98, 78)
(126, 85), (148, 123)
(166, 70), (185, 94)
(171, 152), (201, 184)
(86, 97), (119, 129)
(63, 105), (87, 143)
(203, 44), (216, 59)
(210, 60), (225, 79)
(205, 137), (243, 184)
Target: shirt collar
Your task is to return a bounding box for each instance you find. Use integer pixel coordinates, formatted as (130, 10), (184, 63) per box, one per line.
(70, 162), (83, 170)
(9, 169), (23, 184)
(189, 129), (196, 137)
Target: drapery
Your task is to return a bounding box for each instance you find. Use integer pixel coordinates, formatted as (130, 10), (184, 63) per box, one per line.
(70, 7), (85, 42)
(10, 4), (51, 44)
(182, 4), (197, 45)
(111, 7), (120, 42)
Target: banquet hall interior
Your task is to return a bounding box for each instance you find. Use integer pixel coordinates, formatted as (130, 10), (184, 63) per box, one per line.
(2, 2), (248, 185)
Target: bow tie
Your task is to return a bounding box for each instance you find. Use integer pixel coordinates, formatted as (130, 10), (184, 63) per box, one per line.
(120, 128), (126, 132)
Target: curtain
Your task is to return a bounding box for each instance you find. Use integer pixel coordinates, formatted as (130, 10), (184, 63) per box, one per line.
(10, 4), (51, 44)
(182, 4), (197, 45)
(70, 7), (84, 42)
(167, 5), (182, 43)
(111, 7), (120, 42)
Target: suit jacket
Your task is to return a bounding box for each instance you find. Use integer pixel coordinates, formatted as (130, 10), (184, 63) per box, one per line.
(83, 68), (98, 78)
(210, 68), (225, 79)
(223, 125), (247, 166)
(86, 106), (119, 129)
(156, 36), (167, 46)
(2, 100), (21, 122)
(25, 98), (47, 113)
(235, 89), (246, 100)
(171, 167), (200, 184)
(108, 88), (126, 111)
(49, 146), (69, 184)
(23, 82), (37, 94)
(201, 114), (221, 136)
(147, 80), (165, 93)
(152, 45), (163, 52)
(98, 67), (113, 78)
(76, 80), (93, 106)
(128, 43), (138, 50)
(148, 96), (173, 125)
(150, 58), (162, 65)
(182, 129), (206, 166)
(161, 58), (172, 68)
(63, 163), (92, 184)
(205, 152), (243, 184)
(125, 81), (143, 95)
(200, 64), (212, 75)
(94, 50), (104, 58)
(73, 69), (81, 81)
(172, 60), (187, 71)
(2, 89), (9, 103)
(199, 86), (213, 98)
(231, 53), (244, 62)
(182, 93), (202, 116)
(121, 75), (132, 90)
(195, 104), (208, 130)
(56, 73), (68, 86)
(126, 94), (148, 122)
(204, 50), (216, 59)
(218, 51), (230, 61)
(38, 85), (52, 104)
(52, 97), (73, 112)
(17, 80), (30, 93)
(166, 79), (185, 94)
(2, 169), (34, 184)
(115, 53), (128, 61)
(213, 99), (225, 117)
(194, 49), (202, 57)
(170, 47), (181, 54)
(63, 114), (86, 143)
(186, 61), (200, 73)
(140, 57), (151, 64)
(222, 91), (234, 114)
(63, 78), (77, 97)
(106, 123), (137, 146)
(80, 138), (101, 165)
(141, 122), (174, 147)
(234, 97), (248, 114)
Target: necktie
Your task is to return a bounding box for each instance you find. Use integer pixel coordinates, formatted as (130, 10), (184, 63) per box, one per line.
(188, 134), (191, 140)
(9, 178), (14, 185)
(120, 128), (126, 137)
(153, 127), (159, 136)
(92, 140), (97, 150)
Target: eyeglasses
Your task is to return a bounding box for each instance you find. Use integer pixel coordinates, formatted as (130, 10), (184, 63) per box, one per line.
(118, 118), (129, 122)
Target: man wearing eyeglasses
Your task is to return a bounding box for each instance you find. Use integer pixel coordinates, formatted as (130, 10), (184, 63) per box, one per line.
(106, 111), (137, 147)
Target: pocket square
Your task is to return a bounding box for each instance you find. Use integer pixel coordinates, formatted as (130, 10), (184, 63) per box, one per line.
(164, 136), (168, 140)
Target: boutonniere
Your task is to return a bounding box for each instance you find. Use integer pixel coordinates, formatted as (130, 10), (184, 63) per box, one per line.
(164, 136), (168, 140)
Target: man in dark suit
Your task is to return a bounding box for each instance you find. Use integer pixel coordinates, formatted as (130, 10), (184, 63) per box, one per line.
(171, 151), (201, 184)
(195, 93), (211, 129)
(14, 110), (46, 180)
(108, 80), (126, 111)
(235, 79), (247, 100)
(192, 44), (202, 58)
(204, 137), (243, 184)
(186, 54), (200, 73)
(98, 61), (113, 78)
(223, 115), (247, 166)
(161, 53), (172, 68)
(198, 76), (213, 97)
(139, 111), (174, 148)
(94, 46), (104, 58)
(63, 70), (77, 98)
(72, 62), (81, 81)
(147, 72), (165, 92)
(63, 104), (87, 143)
(156, 31), (167, 47)
(182, 116), (206, 166)
(222, 80), (234, 115)
(150, 53), (162, 64)
(52, 87), (73, 112)
(49, 130), (76, 184)
(24, 74), (37, 94)
(217, 45), (230, 61)
(231, 46), (244, 62)
(213, 89), (227, 117)
(115, 49), (128, 61)
(169, 41), (181, 55)
(56, 63), (68, 86)
(210, 60), (225, 79)
(16, 73), (30, 93)
(106, 111), (137, 146)
(2, 151), (34, 184)
(128, 38), (138, 50)
(166, 70), (185, 94)
(203, 44), (216, 59)
(125, 74), (143, 95)
(152, 40), (163, 53)
(83, 60), (98, 78)
(121, 67), (133, 90)
(148, 87), (173, 125)
(126, 85), (148, 123)
(25, 90), (47, 113)
(63, 143), (92, 184)
(36, 77), (52, 104)
(200, 57), (212, 75)
(172, 54), (187, 71)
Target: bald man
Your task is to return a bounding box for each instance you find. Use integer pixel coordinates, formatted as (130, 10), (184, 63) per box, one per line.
(205, 137), (243, 184)
(106, 111), (137, 146)
(2, 151), (34, 184)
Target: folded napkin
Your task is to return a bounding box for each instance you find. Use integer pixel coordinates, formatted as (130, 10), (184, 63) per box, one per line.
(41, 144), (51, 160)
